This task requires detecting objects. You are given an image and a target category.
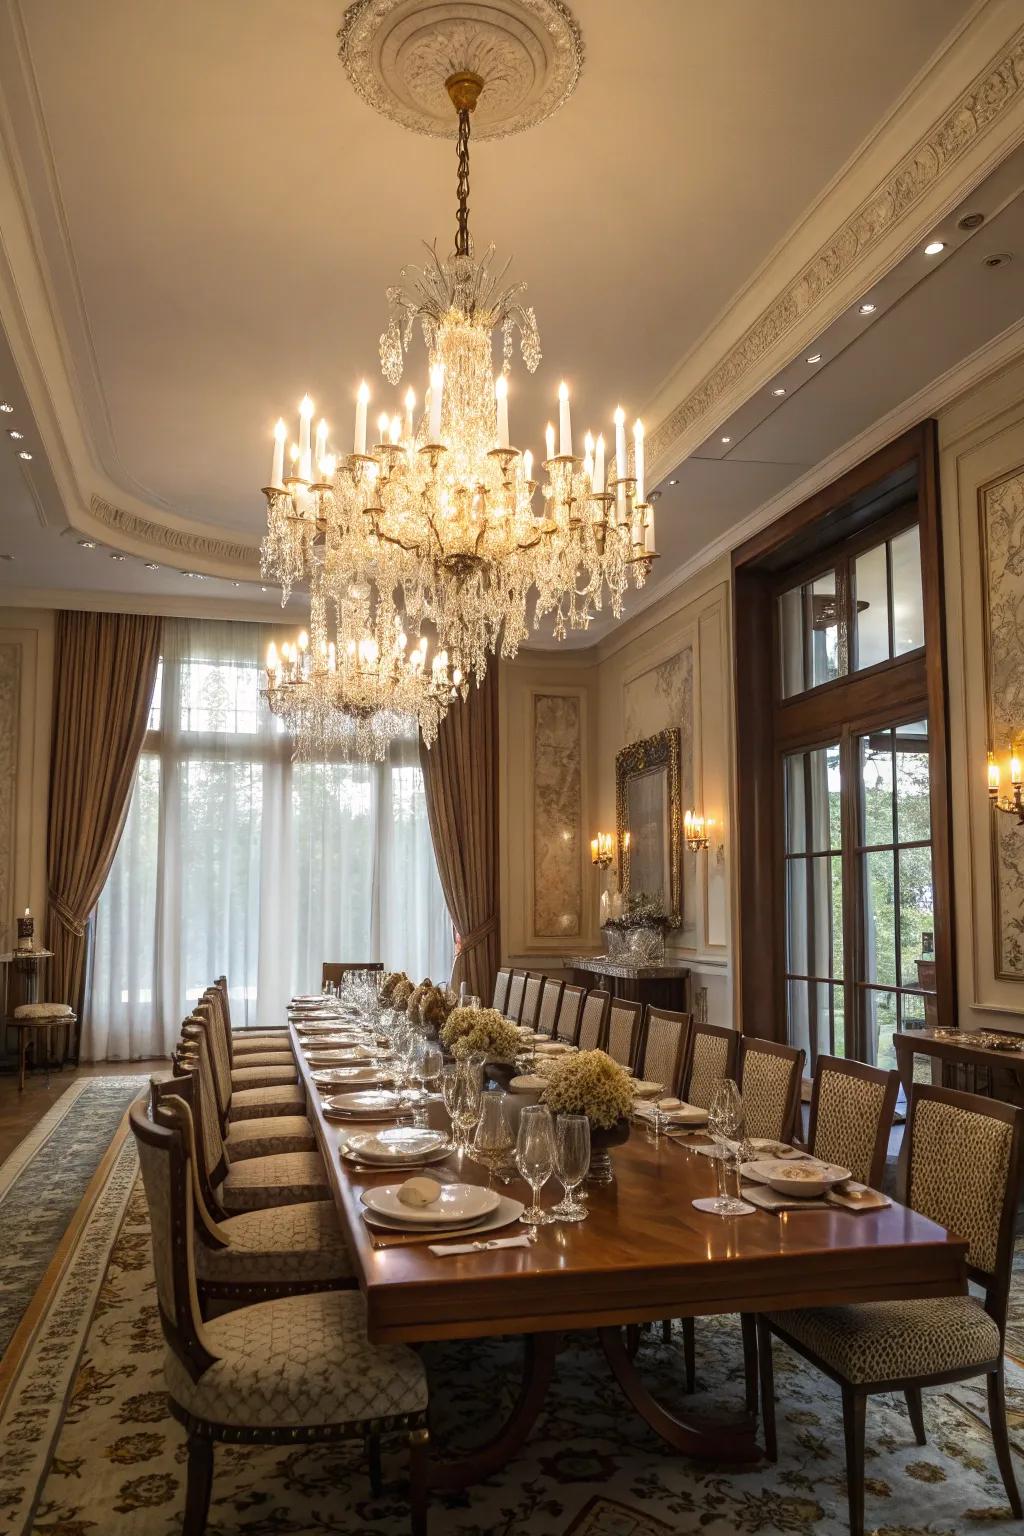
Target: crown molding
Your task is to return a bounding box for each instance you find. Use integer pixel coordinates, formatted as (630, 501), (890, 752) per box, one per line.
(86, 496), (259, 570)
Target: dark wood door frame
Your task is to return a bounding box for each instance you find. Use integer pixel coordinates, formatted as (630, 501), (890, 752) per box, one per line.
(732, 422), (954, 1045)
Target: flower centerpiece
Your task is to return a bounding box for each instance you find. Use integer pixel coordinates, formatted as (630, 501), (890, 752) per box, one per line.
(440, 1005), (522, 1086)
(405, 978), (434, 1022)
(390, 975), (415, 1010)
(419, 984), (457, 1031)
(539, 1048), (634, 1182)
(379, 970), (409, 1006)
(601, 892), (680, 965)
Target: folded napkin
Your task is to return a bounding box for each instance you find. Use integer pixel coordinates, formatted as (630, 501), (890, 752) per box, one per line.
(635, 1099), (705, 1126)
(428, 1234), (532, 1255)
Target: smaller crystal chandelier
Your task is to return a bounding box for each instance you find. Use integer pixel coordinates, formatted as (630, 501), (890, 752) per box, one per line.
(262, 577), (458, 760)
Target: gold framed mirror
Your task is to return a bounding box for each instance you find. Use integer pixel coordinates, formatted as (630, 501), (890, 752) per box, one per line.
(615, 727), (682, 921)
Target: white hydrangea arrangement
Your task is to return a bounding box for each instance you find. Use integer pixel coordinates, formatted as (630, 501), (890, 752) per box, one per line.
(540, 1049), (635, 1130)
(440, 1005), (522, 1063)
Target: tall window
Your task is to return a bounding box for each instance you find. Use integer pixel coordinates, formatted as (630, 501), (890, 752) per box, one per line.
(84, 619), (453, 1058)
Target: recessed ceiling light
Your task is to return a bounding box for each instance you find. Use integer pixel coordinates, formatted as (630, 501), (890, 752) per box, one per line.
(232, 581), (241, 587)
(0, 553), (14, 562)
(924, 240), (946, 256)
(668, 478), (678, 486)
(144, 562), (159, 570)
(771, 387), (786, 397)
(110, 553), (126, 561)
(18, 450), (32, 460)
(984, 252), (1013, 269)
(261, 585), (269, 592)
(958, 212), (985, 231)
(806, 352), (822, 364)
(858, 302), (877, 315)
(720, 435), (731, 444)
(78, 539), (96, 549)
(8, 429), (24, 440)
(0, 402), (12, 413)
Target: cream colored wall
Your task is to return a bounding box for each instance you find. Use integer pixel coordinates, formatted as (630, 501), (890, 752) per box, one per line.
(0, 607), (53, 954)
(940, 351), (1024, 1033)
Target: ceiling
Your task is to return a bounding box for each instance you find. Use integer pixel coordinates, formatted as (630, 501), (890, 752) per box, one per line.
(1, 0), (1022, 641)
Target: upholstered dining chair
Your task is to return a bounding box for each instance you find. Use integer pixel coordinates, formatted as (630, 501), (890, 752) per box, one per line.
(554, 983), (586, 1044)
(491, 966), (512, 1013)
(216, 974), (287, 1048)
(637, 1007), (690, 1094)
(129, 1093), (430, 1536)
(193, 995), (298, 1129)
(503, 969), (527, 1023)
(679, 1020), (738, 1109)
(576, 989), (610, 1052)
(805, 1054), (899, 1189)
(323, 961), (384, 988)
(605, 998), (641, 1069)
(202, 987), (295, 1070)
(178, 1014), (315, 1164)
(151, 1073), (354, 1310)
(737, 1037), (805, 1143)
(759, 1085), (1024, 1536)
(535, 976), (564, 1038)
(519, 972), (544, 1031)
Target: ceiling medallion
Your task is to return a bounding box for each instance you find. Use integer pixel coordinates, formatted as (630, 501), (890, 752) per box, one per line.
(337, 0), (584, 140)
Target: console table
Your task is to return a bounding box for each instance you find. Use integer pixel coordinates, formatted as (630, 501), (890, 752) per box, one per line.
(563, 955), (689, 1013)
(893, 1027), (1024, 1106)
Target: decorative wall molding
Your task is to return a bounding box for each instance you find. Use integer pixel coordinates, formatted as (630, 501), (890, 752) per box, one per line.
(532, 691), (583, 939)
(0, 641), (21, 948)
(87, 497), (259, 570)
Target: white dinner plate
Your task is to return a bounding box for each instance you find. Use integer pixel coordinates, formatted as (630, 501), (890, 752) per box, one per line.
(361, 1182), (500, 1226)
(637, 1100), (708, 1126)
(744, 1158), (850, 1198)
(322, 1090), (403, 1119)
(301, 1035), (365, 1050)
(361, 1194), (525, 1235)
(315, 1065), (392, 1088)
(306, 1049), (374, 1066)
(342, 1127), (449, 1162)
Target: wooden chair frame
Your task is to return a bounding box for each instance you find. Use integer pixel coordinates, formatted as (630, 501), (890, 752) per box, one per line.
(638, 1007), (691, 1095)
(737, 1036), (805, 1144)
(805, 1053), (899, 1189)
(605, 998), (642, 1069)
(555, 983), (586, 1044)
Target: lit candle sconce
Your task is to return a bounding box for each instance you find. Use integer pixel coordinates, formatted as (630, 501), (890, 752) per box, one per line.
(988, 747), (1024, 825)
(590, 832), (614, 869)
(684, 809), (711, 853)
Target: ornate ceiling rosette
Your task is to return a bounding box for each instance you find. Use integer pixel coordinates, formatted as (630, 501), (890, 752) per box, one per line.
(338, 0), (584, 140)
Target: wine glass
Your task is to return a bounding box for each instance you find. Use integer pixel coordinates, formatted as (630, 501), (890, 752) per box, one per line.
(515, 1104), (556, 1231)
(471, 1092), (515, 1180)
(707, 1079), (749, 1216)
(552, 1114), (591, 1221)
(439, 1063), (461, 1149)
(419, 1041), (443, 1100)
(451, 1066), (483, 1151)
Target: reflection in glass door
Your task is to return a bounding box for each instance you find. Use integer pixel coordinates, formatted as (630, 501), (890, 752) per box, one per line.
(783, 743), (843, 1068)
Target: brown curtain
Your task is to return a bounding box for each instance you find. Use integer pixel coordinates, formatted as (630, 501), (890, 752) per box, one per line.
(419, 664), (500, 1000)
(47, 610), (162, 1011)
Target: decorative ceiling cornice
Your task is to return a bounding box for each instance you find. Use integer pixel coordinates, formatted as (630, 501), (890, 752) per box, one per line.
(88, 496), (259, 570)
(645, 24), (1024, 473)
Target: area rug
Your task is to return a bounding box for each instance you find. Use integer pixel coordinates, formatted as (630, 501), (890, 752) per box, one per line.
(0, 1076), (149, 1358)
(4, 1160), (1023, 1536)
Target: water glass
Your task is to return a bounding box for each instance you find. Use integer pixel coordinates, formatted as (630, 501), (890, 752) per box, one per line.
(515, 1104), (556, 1230)
(552, 1114), (590, 1221)
(419, 1042), (443, 1099)
(471, 1091), (515, 1178)
(707, 1079), (749, 1216)
(451, 1067), (483, 1150)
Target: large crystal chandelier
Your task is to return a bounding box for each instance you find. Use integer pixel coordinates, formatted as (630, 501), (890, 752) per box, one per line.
(260, 68), (657, 724)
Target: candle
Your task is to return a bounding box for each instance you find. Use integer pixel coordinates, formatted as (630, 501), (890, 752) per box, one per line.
(583, 431), (594, 484)
(634, 419), (645, 505)
(17, 906), (33, 953)
(376, 412), (389, 445)
(644, 504), (657, 555)
(594, 432), (605, 494)
(614, 406), (626, 518)
(315, 417), (328, 478)
(266, 641), (278, 672)
(1012, 753), (1022, 787)
(428, 364), (444, 441)
(989, 756), (1001, 795)
(523, 448), (533, 484)
(495, 374), (510, 449)
(270, 418), (287, 489)
(545, 422), (555, 462)
(320, 453), (336, 481)
(354, 381), (369, 455)
(591, 836), (599, 863)
(558, 381), (572, 456)
(298, 395), (314, 480)
(390, 414), (402, 446)
(404, 387), (415, 442)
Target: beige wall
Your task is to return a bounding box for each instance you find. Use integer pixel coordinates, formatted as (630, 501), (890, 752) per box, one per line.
(0, 607), (53, 956)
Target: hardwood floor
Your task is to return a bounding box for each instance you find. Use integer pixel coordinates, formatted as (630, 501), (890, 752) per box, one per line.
(0, 1060), (167, 1166)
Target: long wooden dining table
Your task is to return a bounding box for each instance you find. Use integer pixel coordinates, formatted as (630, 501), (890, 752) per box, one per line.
(290, 1023), (967, 1487)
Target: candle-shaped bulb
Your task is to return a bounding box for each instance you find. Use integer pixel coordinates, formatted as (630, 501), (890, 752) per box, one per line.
(1012, 752), (1022, 786)
(558, 380), (572, 456)
(315, 417), (328, 476)
(594, 432), (606, 494)
(633, 418), (645, 505)
(403, 387), (415, 441)
(523, 448), (533, 484)
(494, 373), (510, 449)
(591, 836), (599, 862)
(266, 641), (278, 671)
(389, 414), (401, 445)
(614, 407), (627, 513)
(298, 394), (314, 480)
(270, 418), (287, 489)
(297, 629), (308, 652)
(377, 412), (389, 443)
(545, 422), (555, 461)
(428, 363), (444, 440)
(354, 381), (370, 455)
(989, 755), (1001, 795)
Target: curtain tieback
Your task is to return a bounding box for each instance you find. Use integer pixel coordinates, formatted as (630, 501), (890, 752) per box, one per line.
(49, 892), (86, 940)
(459, 915), (497, 952)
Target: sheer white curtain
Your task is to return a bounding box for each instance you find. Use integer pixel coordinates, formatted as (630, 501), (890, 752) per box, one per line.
(84, 618), (453, 1059)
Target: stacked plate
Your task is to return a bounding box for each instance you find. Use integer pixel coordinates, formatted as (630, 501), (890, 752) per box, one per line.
(341, 1126), (450, 1167)
(314, 1064), (393, 1089)
(306, 1047), (374, 1066)
(360, 1182), (525, 1237)
(321, 1089), (403, 1120)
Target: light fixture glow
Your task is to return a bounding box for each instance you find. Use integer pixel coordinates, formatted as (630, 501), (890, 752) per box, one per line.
(17, 450), (32, 460)
(668, 478), (678, 486)
(8, 429), (24, 440)
(806, 352), (822, 364)
(924, 240), (946, 256)
(0, 402), (12, 413)
(110, 553), (126, 562)
(721, 435), (731, 444)
(144, 562), (159, 570)
(771, 387), (786, 397)
(78, 539), (96, 549)
(858, 302), (877, 315)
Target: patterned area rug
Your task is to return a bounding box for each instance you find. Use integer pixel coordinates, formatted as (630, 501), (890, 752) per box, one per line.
(0, 1077), (149, 1357)
(4, 1162), (1023, 1536)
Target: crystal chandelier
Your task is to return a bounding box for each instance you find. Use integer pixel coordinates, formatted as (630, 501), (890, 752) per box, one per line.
(261, 574), (456, 761)
(260, 68), (658, 714)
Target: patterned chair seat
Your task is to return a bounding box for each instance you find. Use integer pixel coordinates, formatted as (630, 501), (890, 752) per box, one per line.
(220, 1150), (329, 1213)
(230, 1064), (298, 1091)
(227, 1050), (296, 1069)
(229, 1084), (306, 1121)
(164, 1289), (426, 1430)
(232, 1032), (290, 1053)
(768, 1295), (1001, 1385)
(197, 1201), (354, 1287)
(225, 1114), (316, 1161)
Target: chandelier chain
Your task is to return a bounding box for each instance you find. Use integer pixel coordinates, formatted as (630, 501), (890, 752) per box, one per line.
(455, 107), (471, 257)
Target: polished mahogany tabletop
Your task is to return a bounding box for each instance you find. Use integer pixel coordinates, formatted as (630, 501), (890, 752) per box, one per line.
(291, 1025), (967, 1346)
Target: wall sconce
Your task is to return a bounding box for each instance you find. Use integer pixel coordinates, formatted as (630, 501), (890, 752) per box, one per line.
(684, 809), (710, 853)
(590, 832), (614, 869)
(988, 750), (1024, 825)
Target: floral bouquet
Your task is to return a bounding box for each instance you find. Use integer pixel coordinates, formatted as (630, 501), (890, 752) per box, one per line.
(390, 976), (415, 1010)
(602, 892), (681, 933)
(419, 985), (457, 1028)
(540, 1049), (634, 1131)
(379, 970), (409, 1005)
(405, 978), (434, 1021)
(440, 1005), (521, 1064)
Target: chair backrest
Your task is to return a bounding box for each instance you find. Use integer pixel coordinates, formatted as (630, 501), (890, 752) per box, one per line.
(504, 969), (527, 1023)
(129, 1089), (218, 1380)
(535, 976), (564, 1037)
(555, 983), (586, 1043)
(681, 1020), (737, 1109)
(175, 1021), (229, 1214)
(322, 962), (383, 987)
(906, 1084), (1023, 1312)
(196, 991), (232, 1118)
(577, 989), (610, 1052)
(807, 1054), (899, 1188)
(605, 998), (641, 1068)
(215, 975), (231, 1032)
(520, 972), (544, 1031)
(151, 1072), (231, 1252)
(639, 1007), (690, 1094)
(491, 967), (512, 1013)
(738, 1037), (805, 1142)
